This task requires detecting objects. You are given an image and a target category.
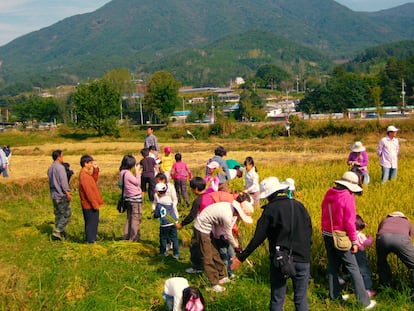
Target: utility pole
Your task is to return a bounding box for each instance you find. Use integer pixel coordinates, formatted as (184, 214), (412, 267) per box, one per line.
(211, 96), (215, 124)
(402, 78), (406, 114)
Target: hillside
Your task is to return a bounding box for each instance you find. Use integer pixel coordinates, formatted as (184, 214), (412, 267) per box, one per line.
(0, 0), (414, 92)
(144, 30), (332, 86)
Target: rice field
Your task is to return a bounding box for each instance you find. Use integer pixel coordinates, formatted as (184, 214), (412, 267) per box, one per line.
(1, 129), (414, 310)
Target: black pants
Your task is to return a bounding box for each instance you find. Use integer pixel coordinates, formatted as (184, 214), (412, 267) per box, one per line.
(82, 208), (99, 243)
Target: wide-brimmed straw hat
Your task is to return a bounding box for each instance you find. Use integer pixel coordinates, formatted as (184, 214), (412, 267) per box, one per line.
(207, 161), (220, 169)
(351, 141), (366, 153)
(334, 171), (362, 193)
(388, 211), (407, 218)
(232, 200), (253, 224)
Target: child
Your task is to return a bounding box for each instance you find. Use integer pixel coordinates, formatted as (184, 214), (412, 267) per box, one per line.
(161, 146), (174, 181)
(355, 214), (376, 297)
(153, 182), (180, 259)
(149, 145), (161, 174)
(176, 177), (206, 273)
(243, 156), (260, 207)
(204, 161), (220, 194)
(140, 148), (159, 202)
(171, 153), (193, 207)
(163, 277), (205, 311)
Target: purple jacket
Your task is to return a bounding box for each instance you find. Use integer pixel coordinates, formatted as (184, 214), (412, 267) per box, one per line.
(321, 187), (357, 242)
(347, 151), (369, 173)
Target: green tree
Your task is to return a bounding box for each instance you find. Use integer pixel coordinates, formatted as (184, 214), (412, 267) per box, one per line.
(145, 71), (181, 124)
(103, 68), (134, 120)
(256, 64), (290, 90)
(13, 96), (62, 124)
(72, 79), (120, 136)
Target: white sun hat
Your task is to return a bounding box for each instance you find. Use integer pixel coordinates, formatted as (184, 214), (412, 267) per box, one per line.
(334, 171), (362, 193)
(351, 141), (366, 153)
(387, 125), (399, 132)
(259, 177), (289, 199)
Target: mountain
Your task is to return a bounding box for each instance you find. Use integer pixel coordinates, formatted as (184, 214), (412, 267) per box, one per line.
(143, 30), (332, 86)
(0, 0), (414, 93)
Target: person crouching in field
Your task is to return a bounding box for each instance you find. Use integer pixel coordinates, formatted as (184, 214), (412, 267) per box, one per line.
(193, 197), (253, 293)
(162, 277), (205, 311)
(232, 177), (312, 311)
(376, 211), (414, 300)
(79, 155), (104, 244)
(321, 171), (376, 309)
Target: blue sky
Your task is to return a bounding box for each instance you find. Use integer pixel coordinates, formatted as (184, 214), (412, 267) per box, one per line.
(0, 0), (413, 47)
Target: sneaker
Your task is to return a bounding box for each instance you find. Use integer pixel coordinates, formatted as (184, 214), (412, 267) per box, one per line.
(219, 277), (231, 285)
(341, 294), (350, 301)
(173, 254), (180, 260)
(211, 284), (226, 293)
(185, 267), (203, 274)
(365, 300), (376, 310)
(367, 290), (376, 298)
(163, 252), (169, 257)
(52, 230), (62, 240)
(229, 274), (236, 279)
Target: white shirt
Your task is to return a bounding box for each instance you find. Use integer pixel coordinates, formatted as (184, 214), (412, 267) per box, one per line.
(377, 136), (399, 168)
(163, 277), (189, 311)
(194, 201), (239, 248)
(244, 168), (260, 193)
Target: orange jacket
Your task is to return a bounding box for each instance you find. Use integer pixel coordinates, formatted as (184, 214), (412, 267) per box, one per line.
(79, 167), (104, 209)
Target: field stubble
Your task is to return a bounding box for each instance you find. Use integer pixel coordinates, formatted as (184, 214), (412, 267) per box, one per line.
(1, 133), (414, 310)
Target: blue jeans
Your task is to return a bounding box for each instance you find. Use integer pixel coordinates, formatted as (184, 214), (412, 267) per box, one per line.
(381, 166), (397, 183)
(355, 250), (373, 290)
(270, 260), (310, 311)
(160, 225), (179, 256)
(376, 233), (414, 287)
(323, 235), (370, 306)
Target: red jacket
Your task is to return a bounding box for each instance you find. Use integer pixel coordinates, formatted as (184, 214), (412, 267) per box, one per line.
(321, 187), (357, 242)
(79, 167), (104, 210)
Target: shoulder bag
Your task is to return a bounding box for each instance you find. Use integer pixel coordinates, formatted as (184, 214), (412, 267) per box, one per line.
(328, 203), (352, 251)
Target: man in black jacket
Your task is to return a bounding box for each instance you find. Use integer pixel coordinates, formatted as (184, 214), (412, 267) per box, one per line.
(232, 176), (312, 311)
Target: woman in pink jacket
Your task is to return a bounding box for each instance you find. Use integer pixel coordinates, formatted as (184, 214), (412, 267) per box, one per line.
(321, 171), (376, 309)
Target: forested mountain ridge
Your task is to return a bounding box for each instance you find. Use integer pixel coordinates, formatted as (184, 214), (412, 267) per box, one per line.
(0, 0), (414, 93)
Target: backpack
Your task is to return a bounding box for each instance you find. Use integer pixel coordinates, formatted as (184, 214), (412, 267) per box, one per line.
(62, 162), (74, 182)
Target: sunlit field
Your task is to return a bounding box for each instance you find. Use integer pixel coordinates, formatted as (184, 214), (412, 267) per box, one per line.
(1, 127), (414, 310)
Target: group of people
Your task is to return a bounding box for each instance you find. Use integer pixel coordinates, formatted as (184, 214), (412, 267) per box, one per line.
(347, 125), (400, 185)
(45, 125), (413, 311)
(47, 150), (103, 243)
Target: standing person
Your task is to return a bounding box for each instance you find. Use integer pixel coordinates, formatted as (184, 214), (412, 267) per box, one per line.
(119, 155), (143, 242)
(171, 153), (193, 207)
(243, 156), (260, 207)
(376, 211), (414, 300)
(377, 125), (399, 183)
(140, 148), (158, 202)
(321, 171), (376, 309)
(194, 198), (253, 292)
(355, 214), (376, 298)
(204, 161), (220, 194)
(144, 126), (160, 153)
(78, 155), (104, 244)
(47, 150), (72, 240)
(176, 177), (207, 274)
(153, 182), (180, 259)
(347, 141), (370, 185)
(2, 145), (11, 176)
(160, 146), (174, 181)
(232, 177), (312, 311)
(206, 146), (231, 191)
(0, 146), (8, 177)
